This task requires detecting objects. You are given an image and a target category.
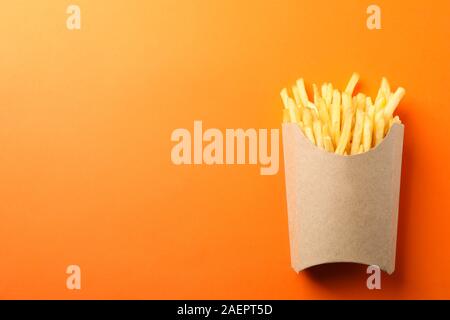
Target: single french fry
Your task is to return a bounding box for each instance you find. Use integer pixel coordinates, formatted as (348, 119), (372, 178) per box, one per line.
(374, 96), (386, 137)
(322, 124), (335, 152)
(342, 92), (352, 111)
(351, 107), (365, 155)
(367, 98), (375, 126)
(374, 110), (384, 126)
(336, 108), (353, 155)
(313, 84), (320, 106)
(292, 85), (303, 119)
(375, 87), (383, 103)
(280, 88), (289, 109)
(321, 83), (327, 101)
(322, 123), (330, 137)
(375, 118), (385, 146)
(282, 108), (290, 123)
(366, 96), (373, 110)
(326, 83), (333, 106)
(324, 136), (334, 152)
(383, 88), (405, 135)
(345, 136), (352, 155)
(296, 78), (310, 108)
(345, 72), (360, 95)
(341, 92), (352, 129)
(318, 98), (331, 128)
(374, 110), (384, 143)
(292, 86), (301, 107)
(302, 107), (313, 127)
(363, 115), (373, 152)
(313, 120), (324, 149)
(287, 98), (300, 123)
(331, 89), (341, 146)
(374, 95), (386, 113)
(366, 97), (375, 118)
(376, 77), (390, 102)
(384, 87), (405, 121)
(381, 77), (390, 96)
(356, 93), (366, 111)
(368, 103), (375, 118)
(367, 100), (376, 146)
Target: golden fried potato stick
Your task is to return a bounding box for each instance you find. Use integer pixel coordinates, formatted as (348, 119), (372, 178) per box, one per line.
(292, 86), (302, 107)
(335, 108), (354, 155)
(356, 93), (366, 111)
(341, 92), (352, 128)
(376, 77), (390, 102)
(318, 98), (331, 128)
(326, 83), (333, 106)
(324, 136), (334, 152)
(381, 77), (390, 95)
(322, 124), (335, 152)
(287, 98), (301, 123)
(291, 86), (303, 119)
(313, 84), (320, 106)
(282, 109), (290, 123)
(366, 96), (373, 109)
(342, 92), (352, 112)
(367, 97), (375, 116)
(302, 107), (313, 127)
(313, 120), (324, 149)
(374, 109), (384, 124)
(374, 95), (386, 114)
(321, 83), (327, 99)
(281, 88), (294, 123)
(363, 115), (373, 152)
(375, 118), (385, 146)
(320, 82), (328, 99)
(345, 72), (360, 95)
(331, 89), (341, 146)
(384, 87), (406, 121)
(351, 106), (365, 155)
(280, 88), (289, 109)
(296, 78), (310, 108)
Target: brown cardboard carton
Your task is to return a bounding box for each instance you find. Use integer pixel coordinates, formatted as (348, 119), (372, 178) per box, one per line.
(282, 123), (404, 274)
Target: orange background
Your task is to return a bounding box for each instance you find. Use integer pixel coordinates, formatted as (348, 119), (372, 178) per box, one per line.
(0, 0), (449, 299)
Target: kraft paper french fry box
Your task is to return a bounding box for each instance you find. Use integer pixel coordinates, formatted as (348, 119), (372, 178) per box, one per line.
(282, 122), (404, 274)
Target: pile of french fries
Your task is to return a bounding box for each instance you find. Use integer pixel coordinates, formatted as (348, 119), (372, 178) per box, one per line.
(281, 73), (405, 155)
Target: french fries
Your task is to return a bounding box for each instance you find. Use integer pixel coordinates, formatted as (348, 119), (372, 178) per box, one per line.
(345, 72), (360, 95)
(281, 73), (405, 155)
(330, 89), (341, 146)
